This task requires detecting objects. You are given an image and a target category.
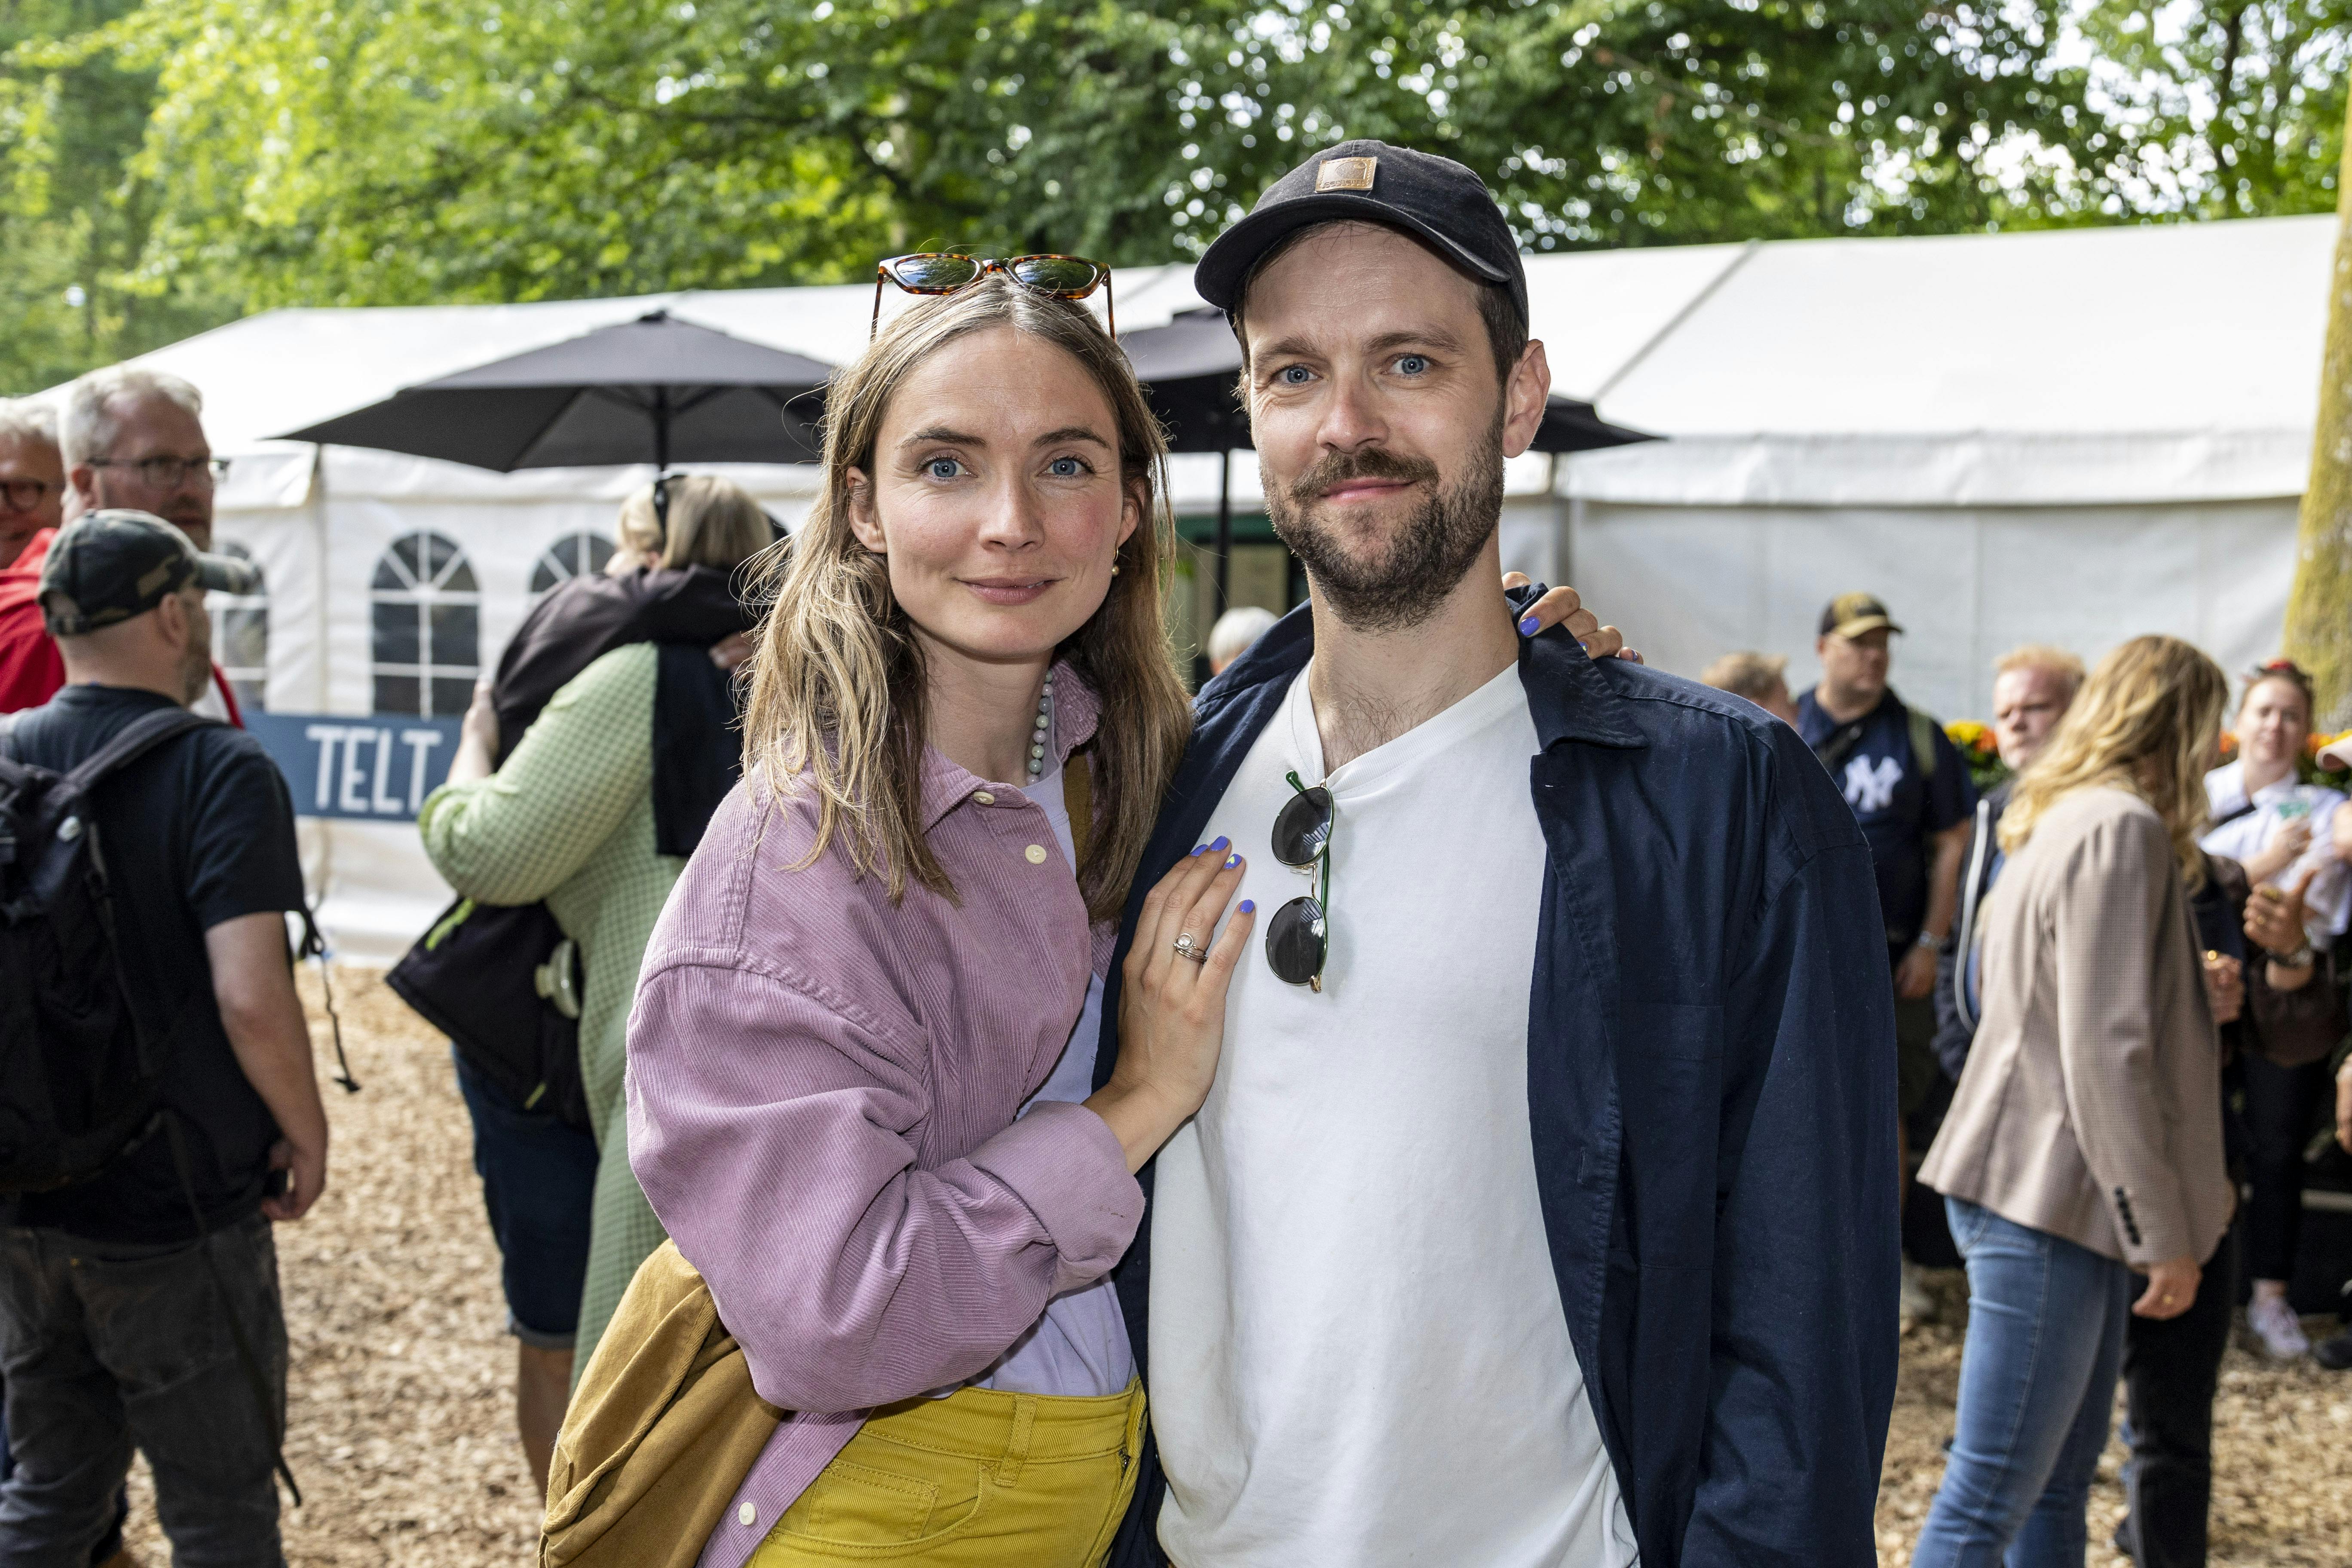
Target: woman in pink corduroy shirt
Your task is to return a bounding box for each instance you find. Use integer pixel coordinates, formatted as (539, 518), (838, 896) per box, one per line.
(626, 274), (1252, 1567)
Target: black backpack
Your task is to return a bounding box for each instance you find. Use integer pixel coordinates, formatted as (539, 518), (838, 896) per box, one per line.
(0, 706), (216, 1191)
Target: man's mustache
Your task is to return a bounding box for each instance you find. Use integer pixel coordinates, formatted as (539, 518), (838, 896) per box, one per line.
(1289, 447), (1440, 505)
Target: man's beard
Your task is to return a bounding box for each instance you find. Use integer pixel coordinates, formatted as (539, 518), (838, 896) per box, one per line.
(1266, 417), (1505, 634)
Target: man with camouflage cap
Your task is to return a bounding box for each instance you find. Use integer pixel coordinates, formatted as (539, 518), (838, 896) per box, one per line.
(0, 511), (324, 1565)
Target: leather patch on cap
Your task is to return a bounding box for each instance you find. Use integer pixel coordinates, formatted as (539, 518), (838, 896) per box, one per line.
(1315, 156), (1378, 192)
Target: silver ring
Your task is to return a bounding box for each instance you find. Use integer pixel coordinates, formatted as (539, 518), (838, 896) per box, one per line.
(1172, 933), (1208, 964)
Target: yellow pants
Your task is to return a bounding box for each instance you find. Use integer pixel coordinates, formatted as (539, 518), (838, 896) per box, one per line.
(747, 1379), (1146, 1566)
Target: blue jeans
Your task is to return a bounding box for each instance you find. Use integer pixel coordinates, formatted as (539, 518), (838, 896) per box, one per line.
(1913, 1197), (2133, 1568)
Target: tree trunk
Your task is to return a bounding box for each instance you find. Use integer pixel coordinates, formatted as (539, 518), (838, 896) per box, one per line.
(2282, 95), (2352, 729)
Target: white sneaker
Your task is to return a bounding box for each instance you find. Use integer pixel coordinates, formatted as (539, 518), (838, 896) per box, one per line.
(1899, 1259), (1939, 1328)
(2248, 1293), (2311, 1359)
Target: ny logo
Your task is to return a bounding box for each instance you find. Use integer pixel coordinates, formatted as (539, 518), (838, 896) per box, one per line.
(1843, 754), (1904, 813)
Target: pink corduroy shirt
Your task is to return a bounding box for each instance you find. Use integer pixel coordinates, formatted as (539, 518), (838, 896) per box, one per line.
(624, 667), (1144, 1568)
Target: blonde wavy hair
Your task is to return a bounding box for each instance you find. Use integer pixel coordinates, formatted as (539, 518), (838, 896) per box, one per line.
(738, 275), (1191, 920)
(1998, 634), (2228, 889)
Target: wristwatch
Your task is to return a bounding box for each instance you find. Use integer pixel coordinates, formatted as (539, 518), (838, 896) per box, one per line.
(2269, 940), (2315, 971)
(1914, 930), (1942, 951)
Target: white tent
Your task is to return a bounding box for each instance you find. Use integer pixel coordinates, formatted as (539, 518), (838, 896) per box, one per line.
(95, 214), (2328, 959)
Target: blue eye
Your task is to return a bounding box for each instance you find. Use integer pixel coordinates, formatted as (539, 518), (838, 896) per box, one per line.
(1047, 456), (1085, 478)
(1395, 354), (1430, 375)
(1279, 364), (1313, 386)
(925, 457), (964, 480)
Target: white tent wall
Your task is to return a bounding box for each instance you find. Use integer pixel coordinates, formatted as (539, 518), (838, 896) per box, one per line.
(1568, 498), (2302, 723)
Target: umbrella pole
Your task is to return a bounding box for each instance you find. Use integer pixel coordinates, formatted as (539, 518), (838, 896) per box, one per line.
(654, 389), (671, 475)
(1214, 449), (1232, 615)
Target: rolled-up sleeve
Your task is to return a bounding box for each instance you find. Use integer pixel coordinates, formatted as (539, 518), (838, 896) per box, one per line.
(626, 957), (1143, 1415)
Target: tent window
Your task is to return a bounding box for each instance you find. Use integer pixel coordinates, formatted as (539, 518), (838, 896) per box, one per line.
(530, 531), (616, 596)
(209, 540), (268, 713)
(371, 530), (480, 717)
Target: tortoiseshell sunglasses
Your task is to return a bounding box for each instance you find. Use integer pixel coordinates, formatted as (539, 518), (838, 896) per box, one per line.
(870, 253), (1115, 338)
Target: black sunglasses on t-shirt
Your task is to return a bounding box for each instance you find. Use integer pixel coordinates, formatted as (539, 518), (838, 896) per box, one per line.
(1266, 770), (1335, 992)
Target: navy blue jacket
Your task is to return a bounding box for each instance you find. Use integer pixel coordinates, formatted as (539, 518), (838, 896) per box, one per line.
(1095, 603), (1900, 1566)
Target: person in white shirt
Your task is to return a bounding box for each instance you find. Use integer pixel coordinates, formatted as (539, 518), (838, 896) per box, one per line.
(2199, 658), (2349, 1360)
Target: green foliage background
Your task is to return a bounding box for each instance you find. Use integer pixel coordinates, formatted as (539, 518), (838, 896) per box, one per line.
(2, 0), (2346, 394)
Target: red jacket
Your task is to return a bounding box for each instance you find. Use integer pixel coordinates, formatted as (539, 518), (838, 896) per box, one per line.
(0, 528), (243, 723)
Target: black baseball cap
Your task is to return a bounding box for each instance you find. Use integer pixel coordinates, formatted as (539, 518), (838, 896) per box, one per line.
(38, 509), (258, 637)
(1194, 140), (1528, 325)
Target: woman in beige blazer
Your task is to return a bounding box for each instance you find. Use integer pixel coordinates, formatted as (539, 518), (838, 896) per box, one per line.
(1913, 635), (2234, 1568)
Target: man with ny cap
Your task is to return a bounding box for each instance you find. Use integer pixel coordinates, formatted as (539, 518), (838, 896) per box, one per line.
(0, 511), (326, 1567)
(1095, 142), (1898, 1567)
(1796, 592), (1975, 1329)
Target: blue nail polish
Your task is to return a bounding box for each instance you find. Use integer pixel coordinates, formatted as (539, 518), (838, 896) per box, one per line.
(1225, 853), (1240, 868)
(1209, 836), (1229, 853)
(1190, 844), (1206, 856)
(1519, 614), (1540, 636)
(1578, 639), (1592, 651)
(1239, 899), (1255, 913)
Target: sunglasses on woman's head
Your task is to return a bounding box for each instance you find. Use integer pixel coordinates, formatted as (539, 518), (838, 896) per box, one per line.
(870, 253), (1115, 339)
(1266, 770), (1335, 992)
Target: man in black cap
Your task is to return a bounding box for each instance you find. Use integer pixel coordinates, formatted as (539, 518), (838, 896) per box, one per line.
(1796, 592), (1976, 1330)
(0, 511), (325, 1565)
(1096, 143), (1896, 1567)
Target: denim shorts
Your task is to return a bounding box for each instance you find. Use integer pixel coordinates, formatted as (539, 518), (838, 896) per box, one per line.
(451, 1049), (600, 1351)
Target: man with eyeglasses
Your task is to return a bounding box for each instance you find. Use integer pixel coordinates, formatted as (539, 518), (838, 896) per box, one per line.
(0, 398), (64, 572)
(0, 366), (242, 720)
(1095, 144), (1897, 1568)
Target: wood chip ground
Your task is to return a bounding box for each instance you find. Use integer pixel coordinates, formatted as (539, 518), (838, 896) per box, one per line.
(97, 970), (2352, 1564)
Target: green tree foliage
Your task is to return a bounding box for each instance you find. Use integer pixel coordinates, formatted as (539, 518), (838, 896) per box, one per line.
(0, 0), (233, 392)
(2079, 1), (2352, 220)
(2, 0), (2346, 393)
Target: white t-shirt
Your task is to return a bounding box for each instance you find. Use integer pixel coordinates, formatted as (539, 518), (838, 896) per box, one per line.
(1151, 662), (1637, 1568)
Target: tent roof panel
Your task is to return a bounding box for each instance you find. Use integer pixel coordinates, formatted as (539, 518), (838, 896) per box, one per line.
(86, 214), (2336, 506)
(1601, 216), (2334, 440)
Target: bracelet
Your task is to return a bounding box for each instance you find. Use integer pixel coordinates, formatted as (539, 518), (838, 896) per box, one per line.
(1914, 930), (1942, 950)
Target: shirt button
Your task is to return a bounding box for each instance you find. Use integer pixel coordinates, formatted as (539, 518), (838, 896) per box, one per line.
(739, 1502), (758, 1528)
(972, 791), (995, 806)
(1025, 844), (1048, 865)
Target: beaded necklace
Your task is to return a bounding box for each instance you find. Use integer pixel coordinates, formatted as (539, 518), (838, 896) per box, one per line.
(1026, 675), (1054, 783)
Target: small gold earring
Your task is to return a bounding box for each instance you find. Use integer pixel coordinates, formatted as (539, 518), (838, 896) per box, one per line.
(1111, 561), (1121, 576)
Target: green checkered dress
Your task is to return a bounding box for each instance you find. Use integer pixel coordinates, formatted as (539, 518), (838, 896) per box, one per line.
(418, 641), (678, 1377)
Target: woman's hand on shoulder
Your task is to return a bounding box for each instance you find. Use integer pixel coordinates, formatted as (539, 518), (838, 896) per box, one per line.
(1087, 839), (1255, 1173)
(1503, 573), (1639, 663)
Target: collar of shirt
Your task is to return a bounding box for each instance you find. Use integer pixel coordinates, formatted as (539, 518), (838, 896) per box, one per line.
(914, 658), (1101, 832)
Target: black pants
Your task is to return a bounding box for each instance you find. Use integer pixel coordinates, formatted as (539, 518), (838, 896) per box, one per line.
(0, 1213), (286, 1568)
(2117, 1225), (2238, 1568)
(2239, 1052), (2330, 1280)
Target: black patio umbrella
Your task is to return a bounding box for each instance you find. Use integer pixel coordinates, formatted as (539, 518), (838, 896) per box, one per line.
(278, 309), (833, 471)
(1121, 306), (1656, 610)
